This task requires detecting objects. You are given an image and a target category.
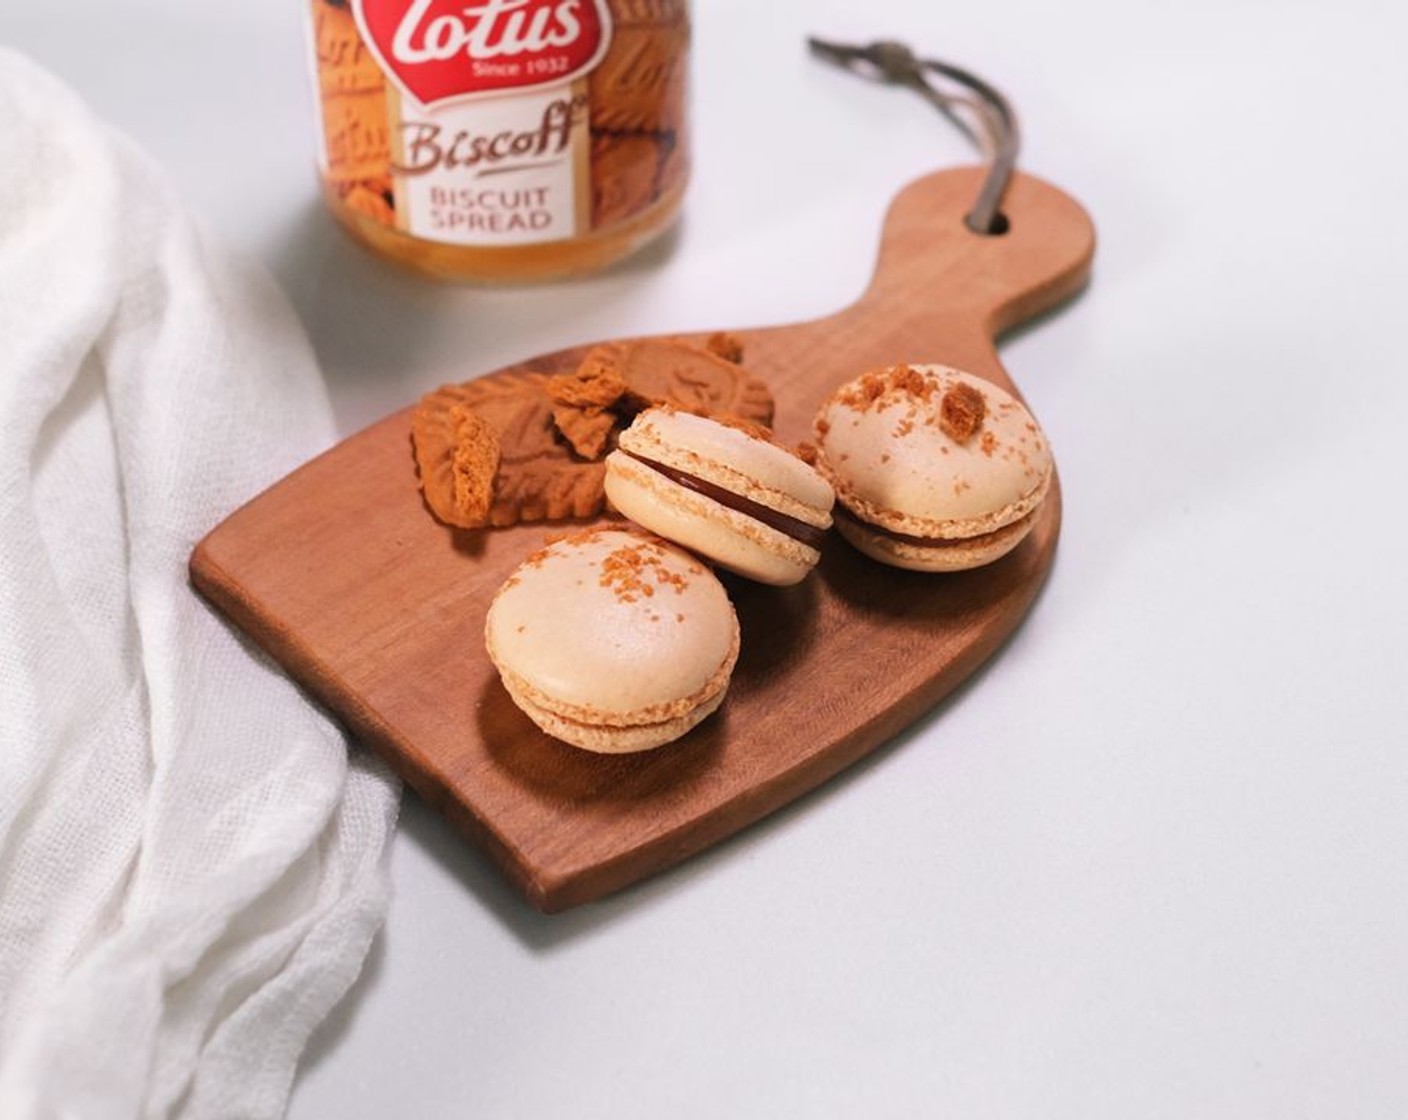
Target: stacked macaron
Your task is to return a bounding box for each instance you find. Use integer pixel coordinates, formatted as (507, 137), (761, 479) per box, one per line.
(485, 528), (739, 753)
(604, 408), (835, 587)
(811, 364), (1052, 572)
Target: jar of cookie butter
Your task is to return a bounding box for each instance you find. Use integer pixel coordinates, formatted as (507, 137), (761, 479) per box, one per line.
(305, 0), (690, 282)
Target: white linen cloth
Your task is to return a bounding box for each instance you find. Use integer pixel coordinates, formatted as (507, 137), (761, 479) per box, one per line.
(0, 49), (399, 1118)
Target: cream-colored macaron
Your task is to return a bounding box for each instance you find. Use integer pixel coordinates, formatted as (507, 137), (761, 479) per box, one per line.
(485, 527), (740, 753)
(604, 408), (835, 586)
(813, 364), (1053, 572)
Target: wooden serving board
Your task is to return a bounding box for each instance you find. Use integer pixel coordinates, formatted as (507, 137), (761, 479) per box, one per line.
(191, 167), (1094, 912)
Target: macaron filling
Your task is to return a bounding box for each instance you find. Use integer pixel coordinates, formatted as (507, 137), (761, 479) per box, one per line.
(620, 450), (830, 551)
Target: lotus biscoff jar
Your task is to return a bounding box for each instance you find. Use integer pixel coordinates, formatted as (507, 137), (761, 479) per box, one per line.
(305, 0), (690, 281)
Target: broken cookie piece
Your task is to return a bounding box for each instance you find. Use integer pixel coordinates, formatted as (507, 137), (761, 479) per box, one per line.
(412, 374), (605, 529)
(571, 338), (774, 426)
(411, 396), (500, 528)
(546, 336), (774, 458)
(545, 361), (631, 459)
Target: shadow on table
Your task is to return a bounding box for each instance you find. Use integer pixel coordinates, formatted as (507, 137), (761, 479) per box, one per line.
(400, 633), (1014, 955)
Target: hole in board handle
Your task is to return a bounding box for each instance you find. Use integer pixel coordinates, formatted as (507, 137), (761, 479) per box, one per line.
(966, 211), (1011, 236)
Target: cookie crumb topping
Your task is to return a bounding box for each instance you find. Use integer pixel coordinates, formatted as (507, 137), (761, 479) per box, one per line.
(832, 364), (938, 412)
(939, 381), (987, 443)
(598, 538), (691, 604)
(708, 413), (776, 442)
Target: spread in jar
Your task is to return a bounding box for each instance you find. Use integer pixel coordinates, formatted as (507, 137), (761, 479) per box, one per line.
(306, 0), (690, 281)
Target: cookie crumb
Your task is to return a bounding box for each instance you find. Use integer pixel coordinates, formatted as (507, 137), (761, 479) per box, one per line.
(598, 537), (691, 604)
(833, 364), (938, 412)
(939, 381), (986, 443)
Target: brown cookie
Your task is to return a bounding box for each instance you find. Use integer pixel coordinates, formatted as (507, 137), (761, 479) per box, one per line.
(590, 132), (663, 229)
(653, 129), (689, 204)
(581, 338), (774, 426)
(411, 397), (499, 528)
(544, 336), (771, 463)
(550, 406), (618, 461)
(341, 183), (395, 225)
(311, 0), (386, 98)
(311, 0), (391, 184)
(704, 331), (744, 364)
(412, 375), (606, 529)
(411, 341), (774, 530)
(588, 8), (689, 134)
(545, 361), (629, 459)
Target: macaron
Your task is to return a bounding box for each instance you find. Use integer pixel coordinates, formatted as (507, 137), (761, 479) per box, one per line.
(485, 527), (740, 753)
(813, 364), (1053, 572)
(603, 408), (835, 586)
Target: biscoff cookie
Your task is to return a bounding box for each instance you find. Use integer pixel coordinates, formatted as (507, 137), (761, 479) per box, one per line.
(590, 132), (665, 229)
(544, 363), (631, 459)
(587, 2), (689, 134)
(411, 397), (499, 528)
(576, 339), (775, 425)
(704, 332), (745, 364)
(413, 374), (605, 529)
(340, 183), (395, 226)
(309, 0), (390, 185)
(412, 340), (775, 530)
(545, 335), (773, 459)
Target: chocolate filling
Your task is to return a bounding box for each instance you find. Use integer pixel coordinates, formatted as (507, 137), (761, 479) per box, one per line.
(624, 452), (829, 550)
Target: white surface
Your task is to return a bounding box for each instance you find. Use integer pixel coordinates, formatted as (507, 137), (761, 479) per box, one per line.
(5, 1), (1408, 1116)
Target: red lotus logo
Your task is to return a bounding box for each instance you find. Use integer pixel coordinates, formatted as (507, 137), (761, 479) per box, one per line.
(353, 0), (612, 108)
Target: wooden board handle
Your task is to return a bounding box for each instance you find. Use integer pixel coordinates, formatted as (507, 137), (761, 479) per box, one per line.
(751, 166), (1095, 441)
(870, 166), (1094, 333)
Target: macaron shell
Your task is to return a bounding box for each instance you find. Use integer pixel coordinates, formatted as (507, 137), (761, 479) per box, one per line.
(605, 452), (819, 586)
(816, 366), (1051, 540)
(499, 672), (730, 754)
(485, 529), (739, 728)
(835, 506), (1040, 572)
(619, 409), (834, 528)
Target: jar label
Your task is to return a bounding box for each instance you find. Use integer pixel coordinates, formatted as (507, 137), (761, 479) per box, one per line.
(307, 0), (688, 249)
(355, 0), (612, 106)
